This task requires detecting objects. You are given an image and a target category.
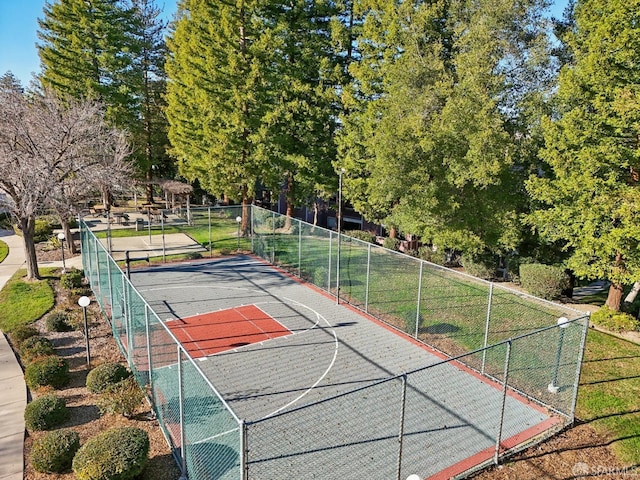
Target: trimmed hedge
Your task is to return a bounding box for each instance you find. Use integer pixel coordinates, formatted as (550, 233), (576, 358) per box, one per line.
(72, 427), (150, 480)
(60, 268), (83, 290)
(461, 254), (496, 280)
(96, 376), (145, 417)
(45, 310), (73, 332)
(19, 335), (55, 364)
(86, 363), (130, 394)
(519, 263), (570, 300)
(24, 394), (69, 431)
(346, 230), (375, 244)
(591, 307), (640, 333)
(30, 429), (80, 473)
(9, 325), (39, 348)
(24, 355), (70, 390)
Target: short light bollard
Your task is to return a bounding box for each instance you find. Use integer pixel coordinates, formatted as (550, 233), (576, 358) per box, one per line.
(548, 316), (570, 393)
(78, 296), (91, 369)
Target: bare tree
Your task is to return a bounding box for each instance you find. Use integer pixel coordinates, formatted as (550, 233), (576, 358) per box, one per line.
(0, 77), (132, 279)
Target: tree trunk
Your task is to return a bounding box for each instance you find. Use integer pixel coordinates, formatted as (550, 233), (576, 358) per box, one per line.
(63, 220), (76, 255)
(284, 173), (294, 231)
(21, 216), (40, 280)
(605, 283), (624, 311)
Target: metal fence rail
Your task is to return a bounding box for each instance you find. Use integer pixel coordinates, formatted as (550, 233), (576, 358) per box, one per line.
(80, 205), (590, 480)
(80, 221), (243, 480)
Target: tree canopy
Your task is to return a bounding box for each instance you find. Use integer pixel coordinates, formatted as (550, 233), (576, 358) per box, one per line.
(527, 0), (640, 310)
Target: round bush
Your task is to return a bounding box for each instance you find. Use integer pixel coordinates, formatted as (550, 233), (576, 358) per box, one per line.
(9, 325), (39, 348)
(86, 363), (130, 394)
(519, 263), (570, 300)
(591, 307), (640, 333)
(25, 355), (70, 390)
(19, 335), (55, 364)
(24, 394), (69, 431)
(45, 310), (73, 332)
(30, 429), (80, 473)
(96, 376), (145, 417)
(60, 268), (83, 290)
(72, 427), (150, 480)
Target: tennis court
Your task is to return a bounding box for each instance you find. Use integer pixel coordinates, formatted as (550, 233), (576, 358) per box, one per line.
(129, 255), (562, 479)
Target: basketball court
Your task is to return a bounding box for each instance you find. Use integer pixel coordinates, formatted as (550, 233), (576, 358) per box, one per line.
(129, 255), (563, 479)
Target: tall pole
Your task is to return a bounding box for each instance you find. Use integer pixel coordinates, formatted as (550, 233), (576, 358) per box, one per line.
(336, 168), (345, 305)
(57, 232), (66, 273)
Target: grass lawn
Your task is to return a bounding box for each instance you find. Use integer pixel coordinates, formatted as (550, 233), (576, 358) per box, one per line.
(577, 329), (640, 465)
(0, 239), (8, 263)
(0, 268), (56, 332)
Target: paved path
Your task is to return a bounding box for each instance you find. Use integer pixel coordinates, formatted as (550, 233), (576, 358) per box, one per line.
(0, 230), (27, 480)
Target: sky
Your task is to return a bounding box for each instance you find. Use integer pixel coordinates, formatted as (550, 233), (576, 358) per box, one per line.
(0, 0), (569, 88)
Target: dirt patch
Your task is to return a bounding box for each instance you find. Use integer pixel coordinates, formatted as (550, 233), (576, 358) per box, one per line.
(21, 278), (180, 480)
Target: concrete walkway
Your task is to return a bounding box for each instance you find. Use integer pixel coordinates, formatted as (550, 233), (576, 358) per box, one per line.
(0, 230), (27, 480)
(0, 231), (83, 480)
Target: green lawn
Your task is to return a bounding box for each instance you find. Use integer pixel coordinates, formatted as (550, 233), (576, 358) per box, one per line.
(577, 330), (640, 466)
(0, 239), (8, 263)
(0, 268), (56, 332)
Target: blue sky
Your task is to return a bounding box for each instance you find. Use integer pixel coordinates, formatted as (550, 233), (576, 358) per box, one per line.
(0, 0), (569, 87)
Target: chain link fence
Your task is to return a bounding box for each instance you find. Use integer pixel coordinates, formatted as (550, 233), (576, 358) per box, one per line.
(80, 205), (589, 480)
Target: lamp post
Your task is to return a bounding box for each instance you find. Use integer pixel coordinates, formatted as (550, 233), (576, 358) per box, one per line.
(78, 296), (91, 368)
(548, 316), (570, 393)
(336, 168), (345, 305)
(57, 232), (66, 273)
(236, 216), (242, 251)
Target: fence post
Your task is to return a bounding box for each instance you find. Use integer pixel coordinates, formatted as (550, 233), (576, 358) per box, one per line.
(208, 206), (212, 257)
(144, 304), (154, 406)
(415, 262), (423, 338)
(250, 206), (255, 253)
(106, 254), (114, 310)
(85, 227), (94, 288)
(298, 219), (302, 278)
(482, 282), (494, 374)
(162, 213), (166, 263)
(94, 237), (102, 300)
(365, 243), (371, 313)
(327, 231), (333, 292)
(336, 231), (342, 304)
(568, 315), (590, 421)
(494, 340), (512, 464)
(177, 347), (187, 479)
(271, 211), (276, 264)
(396, 374), (408, 480)
(241, 420), (247, 480)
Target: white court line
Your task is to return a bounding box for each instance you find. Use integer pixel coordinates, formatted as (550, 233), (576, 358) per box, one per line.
(136, 284), (339, 419)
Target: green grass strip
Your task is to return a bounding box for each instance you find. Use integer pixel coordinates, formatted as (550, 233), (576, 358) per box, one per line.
(0, 239), (8, 263)
(577, 330), (640, 465)
(0, 268), (56, 332)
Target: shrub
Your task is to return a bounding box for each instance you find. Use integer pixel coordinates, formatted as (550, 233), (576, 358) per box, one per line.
(9, 325), (39, 348)
(33, 219), (55, 243)
(346, 230), (375, 243)
(519, 263), (570, 300)
(19, 335), (55, 364)
(25, 355), (70, 390)
(24, 394), (69, 431)
(418, 246), (447, 266)
(461, 254), (496, 280)
(383, 237), (399, 251)
(86, 362), (130, 394)
(72, 427), (150, 480)
(45, 310), (73, 332)
(97, 376), (145, 417)
(30, 429), (80, 473)
(591, 307), (640, 333)
(60, 268), (83, 290)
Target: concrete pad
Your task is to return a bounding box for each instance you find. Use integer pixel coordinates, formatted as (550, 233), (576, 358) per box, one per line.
(99, 233), (206, 261)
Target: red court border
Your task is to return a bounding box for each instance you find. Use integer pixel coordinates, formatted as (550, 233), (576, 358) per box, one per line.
(248, 253), (568, 478)
(166, 304), (291, 358)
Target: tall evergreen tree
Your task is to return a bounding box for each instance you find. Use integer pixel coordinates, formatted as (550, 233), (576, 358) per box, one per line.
(129, 0), (172, 202)
(37, 0), (137, 128)
(527, 0), (640, 310)
(166, 0), (273, 227)
(259, 0), (340, 224)
(337, 0), (553, 255)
